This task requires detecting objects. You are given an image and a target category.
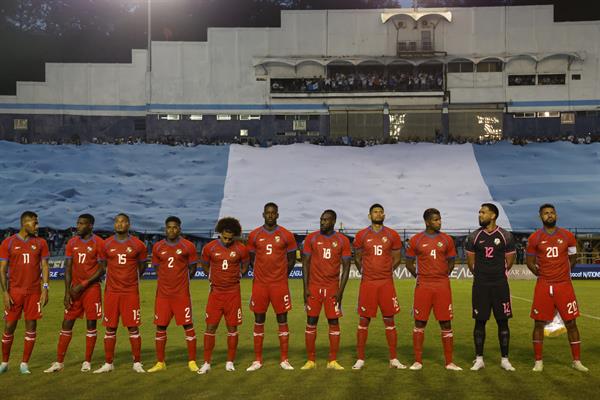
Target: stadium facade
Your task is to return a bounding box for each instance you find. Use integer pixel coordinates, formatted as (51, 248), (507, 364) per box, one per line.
(0, 5), (599, 142)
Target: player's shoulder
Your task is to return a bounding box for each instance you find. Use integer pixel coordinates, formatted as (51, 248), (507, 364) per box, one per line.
(180, 237), (196, 248)
(439, 231), (454, 244)
(66, 236), (79, 246)
(277, 225), (294, 236)
(335, 231), (351, 243)
(234, 240), (248, 251)
(409, 231), (424, 242)
(557, 227), (576, 240)
(248, 226), (262, 237)
(305, 231), (318, 242)
(130, 235), (146, 247)
(528, 228), (543, 240)
(92, 234), (105, 245)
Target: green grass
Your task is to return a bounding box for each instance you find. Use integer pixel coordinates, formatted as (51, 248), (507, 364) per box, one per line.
(1, 279), (599, 399)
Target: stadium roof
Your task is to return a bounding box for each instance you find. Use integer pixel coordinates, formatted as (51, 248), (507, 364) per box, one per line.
(380, 9), (453, 24)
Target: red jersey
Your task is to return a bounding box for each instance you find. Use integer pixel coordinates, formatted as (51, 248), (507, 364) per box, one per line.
(303, 231), (352, 287)
(527, 227), (577, 283)
(152, 238), (198, 298)
(247, 226), (297, 285)
(103, 235), (148, 294)
(405, 231), (456, 283)
(65, 235), (106, 287)
(353, 226), (402, 281)
(201, 240), (249, 292)
(0, 234), (49, 295)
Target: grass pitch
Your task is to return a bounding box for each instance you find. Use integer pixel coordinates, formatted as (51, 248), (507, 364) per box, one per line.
(1, 279), (598, 399)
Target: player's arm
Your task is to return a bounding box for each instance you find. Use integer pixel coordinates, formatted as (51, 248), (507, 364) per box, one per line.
(465, 233), (475, 273)
(138, 260), (147, 277)
(447, 257), (456, 275)
(466, 252), (475, 273)
(302, 253), (311, 304)
(354, 250), (363, 274)
(504, 231), (516, 271)
(405, 257), (417, 278)
(0, 260), (12, 310)
(64, 258), (73, 307)
(40, 258), (50, 306)
(188, 262), (198, 279)
(392, 249), (402, 270)
(286, 250), (296, 276)
(526, 254), (539, 276)
(335, 257), (351, 305)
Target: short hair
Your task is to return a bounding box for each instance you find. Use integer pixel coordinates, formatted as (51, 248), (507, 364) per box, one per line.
(481, 203), (499, 219)
(115, 213), (130, 222)
(369, 203), (384, 213)
(264, 202), (278, 211)
(165, 216), (181, 226)
(539, 203), (556, 214)
(20, 211), (37, 223)
(322, 209), (337, 220)
(215, 217), (242, 236)
(423, 208), (440, 221)
(78, 213), (95, 225)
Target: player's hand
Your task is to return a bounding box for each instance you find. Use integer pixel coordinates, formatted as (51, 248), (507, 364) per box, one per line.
(40, 288), (49, 307)
(71, 284), (84, 296)
(303, 289), (311, 304)
(64, 292), (72, 308)
(333, 293), (343, 306)
(3, 292), (13, 311)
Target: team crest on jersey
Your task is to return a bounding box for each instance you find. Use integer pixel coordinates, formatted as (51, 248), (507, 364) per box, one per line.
(126, 247), (133, 253)
(74, 247), (79, 250)
(382, 237), (388, 243)
(176, 249), (183, 255)
(31, 245), (37, 250)
(275, 236), (281, 242)
(437, 242), (443, 248)
(230, 251), (237, 258)
(494, 238), (501, 246)
(332, 241), (338, 248)
(557, 239), (564, 244)
(87, 246), (93, 252)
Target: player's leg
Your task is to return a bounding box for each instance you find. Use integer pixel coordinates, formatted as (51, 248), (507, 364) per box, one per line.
(248, 281), (268, 370)
(302, 315), (319, 369)
(323, 288), (343, 370)
(95, 291), (118, 373)
(79, 285), (101, 371)
(530, 280), (553, 371)
(271, 283), (293, 369)
(433, 282), (460, 370)
(565, 319), (587, 371)
(532, 320), (546, 371)
(200, 291), (224, 374)
(1, 318), (18, 373)
(45, 318), (76, 373)
(82, 319), (98, 371)
(20, 293), (42, 374)
(223, 290), (242, 372)
(379, 280), (403, 368)
(554, 282), (587, 371)
(353, 280), (376, 369)
(491, 282), (514, 371)
(182, 323), (198, 371)
(148, 296), (171, 372)
(411, 284), (432, 370)
(122, 293), (143, 372)
(471, 283), (490, 371)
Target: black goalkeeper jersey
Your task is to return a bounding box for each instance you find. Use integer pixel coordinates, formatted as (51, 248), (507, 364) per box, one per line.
(465, 227), (516, 284)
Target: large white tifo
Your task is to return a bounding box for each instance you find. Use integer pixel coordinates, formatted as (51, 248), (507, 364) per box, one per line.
(219, 143), (511, 232)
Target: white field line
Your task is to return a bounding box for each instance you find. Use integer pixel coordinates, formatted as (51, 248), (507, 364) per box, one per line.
(510, 295), (600, 321)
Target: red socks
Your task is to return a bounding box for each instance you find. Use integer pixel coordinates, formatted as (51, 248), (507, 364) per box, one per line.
(227, 331), (238, 362)
(56, 330), (72, 363)
(441, 329), (454, 365)
(1, 333), (14, 363)
(356, 318), (370, 360)
(155, 330), (167, 363)
(570, 341), (581, 361)
(384, 318), (397, 360)
(22, 331), (36, 363)
(85, 329), (97, 362)
(128, 329), (141, 363)
(413, 327), (425, 363)
(328, 324), (341, 362)
(278, 323), (290, 362)
(305, 325), (317, 361)
(253, 323), (264, 363)
(104, 331), (116, 364)
(533, 340), (543, 361)
(203, 332), (216, 363)
(185, 327), (197, 362)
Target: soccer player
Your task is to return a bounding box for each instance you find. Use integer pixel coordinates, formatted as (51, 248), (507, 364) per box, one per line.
(197, 217), (249, 374)
(93, 213), (148, 373)
(405, 208), (462, 371)
(45, 214), (106, 373)
(466, 203), (516, 371)
(526, 204), (588, 372)
(0, 211), (50, 374)
(300, 210), (351, 370)
(147, 216), (199, 373)
(352, 204), (405, 370)
(246, 203), (297, 371)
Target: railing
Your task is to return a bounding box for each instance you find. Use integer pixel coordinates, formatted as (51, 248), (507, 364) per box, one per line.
(396, 40), (445, 56)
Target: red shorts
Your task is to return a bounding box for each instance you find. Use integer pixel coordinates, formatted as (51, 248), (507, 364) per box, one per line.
(206, 289), (242, 326)
(306, 284), (342, 319)
(4, 291), (42, 322)
(357, 279), (400, 318)
(154, 296), (193, 326)
(531, 280), (580, 322)
(64, 284), (102, 321)
(102, 291), (141, 328)
(249, 281), (292, 315)
(413, 279), (453, 322)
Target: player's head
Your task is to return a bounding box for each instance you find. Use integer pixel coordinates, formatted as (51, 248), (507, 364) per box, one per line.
(165, 216), (182, 241)
(320, 209), (337, 233)
(539, 203), (557, 228)
(423, 208), (441, 232)
(479, 203), (499, 227)
(76, 213), (95, 237)
(368, 203), (385, 225)
(263, 202), (279, 226)
(215, 217), (242, 247)
(20, 211), (39, 235)
(114, 213), (130, 234)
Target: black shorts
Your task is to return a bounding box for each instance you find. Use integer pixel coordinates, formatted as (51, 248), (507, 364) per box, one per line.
(472, 281), (512, 321)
